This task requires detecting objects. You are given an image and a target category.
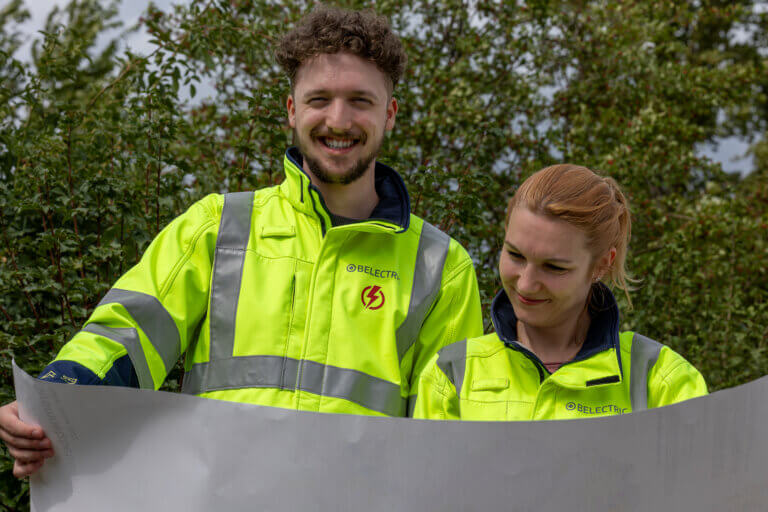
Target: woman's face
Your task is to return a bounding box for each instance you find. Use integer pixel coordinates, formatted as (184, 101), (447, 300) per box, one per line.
(499, 207), (610, 330)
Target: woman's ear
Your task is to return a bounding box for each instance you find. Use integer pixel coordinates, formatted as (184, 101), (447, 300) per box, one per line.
(594, 247), (617, 281)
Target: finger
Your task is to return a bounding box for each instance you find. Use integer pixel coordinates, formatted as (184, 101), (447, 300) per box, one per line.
(13, 459), (45, 478)
(0, 403), (45, 439)
(7, 446), (54, 463)
(0, 429), (52, 450)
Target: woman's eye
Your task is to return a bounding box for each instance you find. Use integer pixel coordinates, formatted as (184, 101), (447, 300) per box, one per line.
(545, 264), (567, 272)
(508, 251), (524, 260)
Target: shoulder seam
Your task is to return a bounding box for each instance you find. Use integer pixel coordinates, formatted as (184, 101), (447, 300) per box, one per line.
(656, 358), (689, 386)
(467, 341), (507, 359)
(252, 186), (280, 208)
(198, 194), (221, 219)
(442, 257), (475, 286)
(420, 371), (454, 398)
(158, 218), (218, 300)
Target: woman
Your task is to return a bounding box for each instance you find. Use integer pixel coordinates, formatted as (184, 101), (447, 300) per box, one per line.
(414, 164), (707, 421)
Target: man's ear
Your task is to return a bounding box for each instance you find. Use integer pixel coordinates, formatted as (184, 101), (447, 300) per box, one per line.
(287, 95), (296, 128)
(385, 97), (398, 132)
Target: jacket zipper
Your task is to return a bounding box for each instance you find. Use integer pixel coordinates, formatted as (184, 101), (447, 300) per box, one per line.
(504, 342), (548, 383)
(307, 184), (328, 236)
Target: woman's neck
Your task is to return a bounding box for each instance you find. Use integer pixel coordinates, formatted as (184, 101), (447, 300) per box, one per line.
(517, 307), (591, 365)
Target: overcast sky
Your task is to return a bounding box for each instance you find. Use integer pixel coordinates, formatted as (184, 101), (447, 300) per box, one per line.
(15, 0), (754, 174)
(19, 0), (179, 58)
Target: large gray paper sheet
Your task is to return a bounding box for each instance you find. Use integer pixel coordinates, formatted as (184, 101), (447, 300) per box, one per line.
(13, 361), (768, 511)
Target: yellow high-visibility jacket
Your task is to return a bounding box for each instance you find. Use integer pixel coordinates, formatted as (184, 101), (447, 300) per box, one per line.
(414, 286), (707, 420)
(42, 148), (483, 417)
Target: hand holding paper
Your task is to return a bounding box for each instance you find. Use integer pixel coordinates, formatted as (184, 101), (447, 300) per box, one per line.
(0, 400), (53, 477)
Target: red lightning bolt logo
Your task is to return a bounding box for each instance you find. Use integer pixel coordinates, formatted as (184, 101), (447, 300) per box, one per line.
(361, 285), (385, 310)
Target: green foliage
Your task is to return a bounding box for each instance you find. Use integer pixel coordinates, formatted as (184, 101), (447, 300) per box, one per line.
(1, 0), (766, 508)
(626, 178), (768, 389)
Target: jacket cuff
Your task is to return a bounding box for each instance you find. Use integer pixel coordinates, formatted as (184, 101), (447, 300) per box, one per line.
(39, 355), (139, 387)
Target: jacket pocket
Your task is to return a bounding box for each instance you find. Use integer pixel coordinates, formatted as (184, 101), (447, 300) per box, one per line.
(234, 254), (297, 357)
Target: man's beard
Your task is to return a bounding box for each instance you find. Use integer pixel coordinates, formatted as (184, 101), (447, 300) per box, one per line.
(294, 128), (383, 185)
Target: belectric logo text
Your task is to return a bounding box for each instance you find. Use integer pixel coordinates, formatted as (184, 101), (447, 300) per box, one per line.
(346, 263), (399, 280)
(565, 401), (627, 415)
(361, 285), (385, 310)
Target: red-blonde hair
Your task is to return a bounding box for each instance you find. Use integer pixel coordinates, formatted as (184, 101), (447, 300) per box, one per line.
(506, 164), (633, 305)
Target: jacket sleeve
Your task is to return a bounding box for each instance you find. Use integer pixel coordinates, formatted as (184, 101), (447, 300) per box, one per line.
(412, 353), (462, 420)
(42, 194), (222, 390)
(405, 239), (483, 414)
(647, 346), (709, 408)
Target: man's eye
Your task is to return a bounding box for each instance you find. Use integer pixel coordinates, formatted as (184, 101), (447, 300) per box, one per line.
(353, 97), (372, 104)
(308, 97), (327, 104)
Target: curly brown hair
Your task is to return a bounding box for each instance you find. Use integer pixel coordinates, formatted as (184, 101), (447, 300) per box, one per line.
(275, 5), (407, 92)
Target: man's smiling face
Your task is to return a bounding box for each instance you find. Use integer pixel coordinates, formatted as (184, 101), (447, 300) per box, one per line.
(287, 52), (397, 185)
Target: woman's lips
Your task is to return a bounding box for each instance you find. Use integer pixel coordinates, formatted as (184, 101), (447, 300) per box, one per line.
(517, 293), (548, 305)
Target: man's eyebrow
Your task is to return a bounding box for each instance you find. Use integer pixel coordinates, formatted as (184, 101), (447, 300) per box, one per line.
(301, 89), (328, 98)
(301, 89), (378, 99)
(346, 90), (378, 97)
(503, 241), (573, 264)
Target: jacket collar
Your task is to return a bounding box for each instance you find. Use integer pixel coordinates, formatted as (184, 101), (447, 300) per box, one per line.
(280, 147), (411, 233)
(491, 282), (624, 378)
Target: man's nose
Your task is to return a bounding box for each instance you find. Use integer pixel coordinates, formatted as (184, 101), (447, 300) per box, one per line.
(325, 99), (353, 132)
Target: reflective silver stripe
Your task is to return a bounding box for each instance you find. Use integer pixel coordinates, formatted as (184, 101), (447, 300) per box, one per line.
(98, 288), (180, 376)
(183, 356), (406, 417)
(81, 323), (154, 389)
(299, 359), (405, 416)
(183, 355), (297, 393)
(394, 221), (450, 361)
(209, 191), (254, 360)
(436, 339), (468, 396)
(630, 333), (663, 412)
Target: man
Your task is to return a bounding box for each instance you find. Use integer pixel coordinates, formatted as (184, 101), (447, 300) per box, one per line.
(0, 6), (483, 477)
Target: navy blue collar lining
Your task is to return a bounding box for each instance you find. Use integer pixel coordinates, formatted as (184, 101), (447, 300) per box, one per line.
(491, 283), (623, 375)
(285, 147), (410, 232)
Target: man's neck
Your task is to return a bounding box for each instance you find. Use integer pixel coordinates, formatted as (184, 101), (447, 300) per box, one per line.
(304, 163), (380, 220)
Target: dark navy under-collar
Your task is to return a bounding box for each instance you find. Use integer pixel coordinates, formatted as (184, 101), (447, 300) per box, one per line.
(491, 282), (623, 374)
(285, 147), (411, 232)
